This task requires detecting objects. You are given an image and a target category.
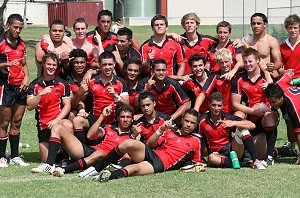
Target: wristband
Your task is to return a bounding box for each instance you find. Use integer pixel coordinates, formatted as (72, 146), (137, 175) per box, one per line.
(79, 109), (85, 113)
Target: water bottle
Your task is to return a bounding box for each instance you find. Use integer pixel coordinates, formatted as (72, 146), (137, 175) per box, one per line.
(230, 151), (240, 169)
(290, 78), (300, 86)
(19, 143), (30, 148)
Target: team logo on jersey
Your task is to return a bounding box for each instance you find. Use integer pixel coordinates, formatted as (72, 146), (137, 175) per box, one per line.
(167, 133), (175, 138)
(217, 80), (223, 86)
(242, 84), (249, 90)
(169, 46), (175, 52)
(185, 141), (191, 148)
(205, 125), (213, 131)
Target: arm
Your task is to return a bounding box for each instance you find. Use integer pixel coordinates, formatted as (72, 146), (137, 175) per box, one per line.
(221, 53), (243, 80)
(269, 37), (282, 71)
(219, 119), (255, 130)
(171, 101), (191, 121)
(146, 120), (172, 148)
(231, 94), (264, 117)
(71, 82), (88, 109)
(20, 62), (30, 91)
(47, 97), (71, 129)
(194, 92), (206, 112)
(35, 42), (45, 77)
(26, 86), (52, 110)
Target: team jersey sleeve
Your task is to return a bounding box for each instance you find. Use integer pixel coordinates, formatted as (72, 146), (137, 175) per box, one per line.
(231, 74), (242, 95)
(202, 73), (217, 94)
(136, 77), (148, 94)
(190, 136), (202, 163)
(27, 81), (36, 97)
(277, 74), (292, 86)
(170, 79), (189, 105)
(174, 42), (186, 64)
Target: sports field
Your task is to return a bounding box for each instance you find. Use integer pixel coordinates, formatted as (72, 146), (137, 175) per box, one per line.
(0, 25), (298, 198)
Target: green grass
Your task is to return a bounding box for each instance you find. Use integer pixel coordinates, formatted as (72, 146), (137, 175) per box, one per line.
(0, 25), (298, 198)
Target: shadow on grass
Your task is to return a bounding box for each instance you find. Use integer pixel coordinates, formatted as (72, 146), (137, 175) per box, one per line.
(22, 151), (40, 163)
(24, 40), (38, 50)
(275, 157), (297, 164)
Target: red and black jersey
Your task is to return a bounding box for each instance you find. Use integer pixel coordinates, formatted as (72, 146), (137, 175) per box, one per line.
(280, 39), (300, 78)
(86, 28), (116, 49)
(136, 77), (189, 115)
(180, 32), (216, 74)
(199, 111), (242, 153)
(27, 76), (70, 130)
(207, 40), (243, 72)
(276, 74), (300, 132)
(231, 70), (270, 121)
(202, 71), (234, 113)
(134, 111), (171, 143)
(0, 32), (26, 85)
(64, 74), (80, 95)
(91, 124), (130, 155)
(154, 129), (202, 170)
(128, 88), (137, 108)
(140, 36), (186, 76)
(88, 75), (128, 123)
(181, 75), (209, 113)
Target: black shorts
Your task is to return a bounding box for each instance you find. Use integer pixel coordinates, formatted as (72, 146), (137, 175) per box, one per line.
(38, 128), (51, 143)
(144, 145), (164, 173)
(82, 143), (96, 157)
(215, 143), (232, 157)
(0, 84), (27, 106)
(87, 114), (98, 127)
(249, 119), (264, 137)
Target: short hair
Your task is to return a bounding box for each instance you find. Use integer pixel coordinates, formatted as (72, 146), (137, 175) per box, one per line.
(42, 53), (59, 65)
(216, 21), (232, 33)
(7, 14), (23, 24)
(50, 19), (65, 30)
(151, 58), (167, 70)
(151, 15), (168, 27)
(138, 91), (155, 103)
(242, 48), (260, 61)
(73, 17), (88, 29)
(214, 48), (233, 63)
(251, 13), (268, 24)
(182, 109), (199, 123)
(181, 13), (200, 27)
(115, 105), (134, 119)
(117, 27), (133, 40)
(265, 83), (284, 99)
(123, 59), (142, 72)
(284, 14), (300, 29)
(99, 51), (116, 63)
(188, 53), (206, 67)
(69, 48), (88, 61)
(209, 92), (224, 103)
(97, 10), (113, 22)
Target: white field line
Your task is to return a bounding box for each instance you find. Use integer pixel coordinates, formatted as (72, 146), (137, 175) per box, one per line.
(0, 175), (78, 184)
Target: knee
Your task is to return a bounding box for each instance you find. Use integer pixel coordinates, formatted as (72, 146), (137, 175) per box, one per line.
(51, 124), (66, 136)
(118, 139), (136, 152)
(60, 119), (73, 132)
(208, 154), (219, 166)
(234, 111), (246, 119)
(73, 116), (86, 128)
(0, 120), (10, 130)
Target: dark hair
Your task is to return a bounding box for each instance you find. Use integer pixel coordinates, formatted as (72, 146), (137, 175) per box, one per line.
(138, 91), (155, 103)
(97, 10), (113, 22)
(42, 53), (59, 65)
(242, 48), (260, 60)
(123, 59), (142, 72)
(216, 21), (232, 33)
(117, 27), (133, 40)
(209, 92), (224, 103)
(151, 15), (168, 27)
(115, 105), (134, 119)
(188, 53), (206, 67)
(7, 14), (23, 24)
(265, 83), (284, 99)
(284, 14), (300, 29)
(251, 13), (268, 24)
(73, 17), (88, 29)
(50, 19), (65, 30)
(183, 109), (199, 123)
(151, 58), (167, 70)
(99, 51), (116, 63)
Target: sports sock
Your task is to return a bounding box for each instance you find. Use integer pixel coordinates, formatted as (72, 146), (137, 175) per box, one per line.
(0, 136), (8, 158)
(64, 158), (87, 173)
(242, 135), (257, 160)
(9, 134), (20, 158)
(109, 168), (128, 180)
(74, 128), (86, 144)
(94, 146), (124, 172)
(118, 158), (132, 167)
(46, 137), (61, 165)
(264, 127), (277, 158)
(220, 156), (232, 168)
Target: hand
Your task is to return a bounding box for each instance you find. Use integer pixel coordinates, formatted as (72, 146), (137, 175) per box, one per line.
(47, 118), (60, 129)
(82, 69), (93, 85)
(168, 33), (186, 42)
(252, 108), (265, 117)
(77, 110), (89, 118)
(116, 21), (124, 29)
(181, 74), (193, 82)
(94, 30), (102, 44)
(232, 39), (242, 48)
(102, 104), (114, 117)
(131, 122), (142, 137)
(159, 120), (173, 132)
(78, 81), (89, 95)
(147, 49), (155, 62)
(218, 120), (236, 128)
(20, 76), (29, 92)
(38, 86), (53, 96)
(60, 51), (70, 61)
(266, 62), (275, 72)
(112, 47), (122, 63)
(145, 73), (156, 91)
(7, 58), (23, 67)
(106, 85), (116, 97)
(259, 79), (268, 90)
(221, 70), (235, 81)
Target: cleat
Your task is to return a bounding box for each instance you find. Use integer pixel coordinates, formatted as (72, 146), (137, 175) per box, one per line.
(31, 163), (55, 174)
(95, 170), (111, 182)
(252, 160), (266, 170)
(79, 166), (98, 178)
(61, 159), (69, 168)
(266, 156), (274, 166)
(105, 164), (122, 172)
(10, 156), (30, 166)
(0, 157), (8, 168)
(179, 163), (207, 172)
(295, 156), (300, 165)
(53, 167), (65, 177)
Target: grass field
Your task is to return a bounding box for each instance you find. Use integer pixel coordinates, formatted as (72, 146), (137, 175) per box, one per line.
(0, 25), (298, 198)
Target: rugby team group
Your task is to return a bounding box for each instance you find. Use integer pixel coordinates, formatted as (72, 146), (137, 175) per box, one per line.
(0, 9), (300, 182)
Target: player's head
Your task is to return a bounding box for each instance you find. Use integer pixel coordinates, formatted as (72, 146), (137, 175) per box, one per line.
(42, 53), (59, 77)
(116, 105), (134, 130)
(216, 21), (231, 43)
(250, 13), (268, 34)
(116, 27), (133, 51)
(251, 13), (268, 24)
(214, 48), (233, 73)
(265, 83), (284, 110)
(69, 49), (87, 75)
(73, 18), (88, 39)
(139, 92), (156, 117)
(242, 48), (260, 73)
(49, 19), (65, 42)
(181, 109), (199, 135)
(99, 51), (116, 77)
(208, 92), (224, 116)
(124, 59), (142, 81)
(6, 14), (24, 39)
(151, 58), (167, 81)
(97, 10), (113, 34)
(284, 14), (300, 39)
(151, 15), (168, 35)
(181, 13), (200, 32)
(188, 53), (206, 77)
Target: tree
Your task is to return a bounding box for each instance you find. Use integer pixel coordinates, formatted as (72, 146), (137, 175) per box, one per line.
(0, 0), (9, 27)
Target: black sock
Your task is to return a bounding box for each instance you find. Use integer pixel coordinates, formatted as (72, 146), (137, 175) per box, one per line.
(220, 156), (232, 168)
(118, 158), (132, 167)
(109, 168), (128, 180)
(9, 134), (20, 158)
(64, 158), (87, 173)
(0, 136), (8, 158)
(242, 135), (257, 160)
(46, 137), (61, 165)
(94, 146), (124, 172)
(264, 127), (278, 158)
(74, 128), (86, 144)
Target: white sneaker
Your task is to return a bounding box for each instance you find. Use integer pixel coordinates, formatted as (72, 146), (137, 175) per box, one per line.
(31, 163), (55, 174)
(10, 156), (30, 166)
(79, 166), (98, 178)
(95, 170), (111, 182)
(0, 157), (8, 168)
(252, 160), (266, 170)
(53, 167), (65, 177)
